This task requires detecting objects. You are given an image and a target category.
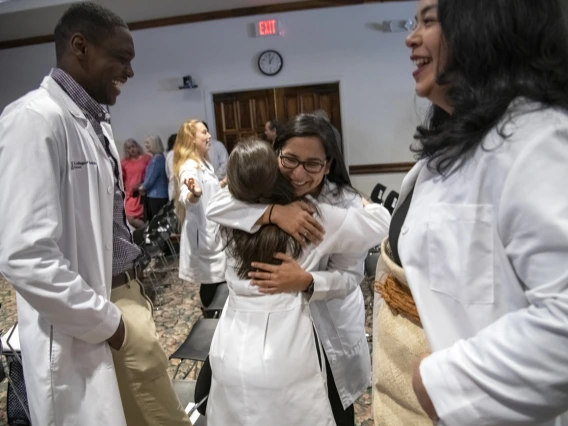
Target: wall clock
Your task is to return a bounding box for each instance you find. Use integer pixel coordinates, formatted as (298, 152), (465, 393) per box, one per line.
(258, 50), (283, 76)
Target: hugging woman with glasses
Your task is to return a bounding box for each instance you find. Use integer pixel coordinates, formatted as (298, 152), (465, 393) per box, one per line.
(205, 138), (388, 426)
(207, 114), (391, 426)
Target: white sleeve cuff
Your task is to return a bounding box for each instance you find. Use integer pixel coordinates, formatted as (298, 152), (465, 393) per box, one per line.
(78, 301), (122, 344)
(307, 272), (327, 302)
(420, 345), (481, 425)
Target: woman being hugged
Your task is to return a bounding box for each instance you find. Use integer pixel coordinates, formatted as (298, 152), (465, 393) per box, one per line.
(174, 120), (226, 308)
(207, 114), (391, 426)
(207, 139), (388, 426)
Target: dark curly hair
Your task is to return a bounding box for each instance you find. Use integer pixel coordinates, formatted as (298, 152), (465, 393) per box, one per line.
(413, 0), (568, 175)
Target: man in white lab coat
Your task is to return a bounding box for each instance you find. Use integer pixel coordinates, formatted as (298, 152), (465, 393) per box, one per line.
(0, 3), (189, 425)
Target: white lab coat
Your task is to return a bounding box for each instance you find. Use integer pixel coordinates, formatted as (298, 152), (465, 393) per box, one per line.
(0, 77), (126, 425)
(206, 182), (391, 408)
(396, 100), (568, 425)
(178, 159), (226, 284)
(207, 202), (388, 426)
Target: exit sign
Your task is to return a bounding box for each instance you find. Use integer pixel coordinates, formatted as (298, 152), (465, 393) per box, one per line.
(255, 19), (280, 37)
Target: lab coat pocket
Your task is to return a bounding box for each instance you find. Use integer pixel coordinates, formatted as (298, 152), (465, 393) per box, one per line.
(427, 203), (495, 304)
(326, 290), (366, 354)
(200, 222), (223, 251)
(67, 333), (115, 371)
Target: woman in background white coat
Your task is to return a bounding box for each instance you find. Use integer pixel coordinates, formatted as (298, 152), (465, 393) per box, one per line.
(389, 0), (568, 425)
(174, 119), (226, 308)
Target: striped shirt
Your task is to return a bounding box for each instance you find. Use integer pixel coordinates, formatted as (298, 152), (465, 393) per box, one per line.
(51, 68), (141, 276)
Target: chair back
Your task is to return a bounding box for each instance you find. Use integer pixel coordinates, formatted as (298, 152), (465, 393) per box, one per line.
(370, 183), (387, 205)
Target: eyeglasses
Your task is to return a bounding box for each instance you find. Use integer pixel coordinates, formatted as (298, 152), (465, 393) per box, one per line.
(279, 153), (327, 173)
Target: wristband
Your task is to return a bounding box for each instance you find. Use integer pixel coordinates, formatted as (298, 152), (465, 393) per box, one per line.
(268, 204), (275, 224)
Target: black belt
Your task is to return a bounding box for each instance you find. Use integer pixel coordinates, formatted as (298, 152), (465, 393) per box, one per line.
(112, 263), (143, 288)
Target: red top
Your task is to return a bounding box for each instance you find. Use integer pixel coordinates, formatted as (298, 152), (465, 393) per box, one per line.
(121, 154), (152, 218)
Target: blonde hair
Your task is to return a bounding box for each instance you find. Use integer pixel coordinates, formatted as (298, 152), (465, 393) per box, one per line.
(173, 119), (208, 222)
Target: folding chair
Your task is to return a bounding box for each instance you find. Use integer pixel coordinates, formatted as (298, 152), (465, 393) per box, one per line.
(203, 283), (229, 318)
(383, 190), (400, 215)
(370, 183), (387, 205)
(172, 379), (207, 426)
(146, 215), (173, 269)
(1, 324), (31, 425)
(144, 214), (180, 286)
(134, 248), (167, 309)
(365, 245), (381, 278)
(135, 212), (177, 305)
(170, 318), (219, 380)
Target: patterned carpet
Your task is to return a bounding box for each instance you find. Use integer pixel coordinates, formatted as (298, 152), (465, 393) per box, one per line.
(0, 268), (375, 425)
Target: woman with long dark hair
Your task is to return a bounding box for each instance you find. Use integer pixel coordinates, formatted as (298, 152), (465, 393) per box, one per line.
(373, 0), (568, 424)
(206, 139), (387, 426)
(207, 114), (391, 425)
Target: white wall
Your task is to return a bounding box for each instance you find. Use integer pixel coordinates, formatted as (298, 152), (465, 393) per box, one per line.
(0, 1), (428, 195)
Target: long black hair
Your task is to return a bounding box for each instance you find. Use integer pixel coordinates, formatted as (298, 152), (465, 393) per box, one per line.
(274, 113), (356, 198)
(167, 134), (177, 152)
(414, 0), (568, 175)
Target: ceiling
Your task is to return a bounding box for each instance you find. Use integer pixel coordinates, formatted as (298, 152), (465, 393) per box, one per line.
(0, 0), (311, 42)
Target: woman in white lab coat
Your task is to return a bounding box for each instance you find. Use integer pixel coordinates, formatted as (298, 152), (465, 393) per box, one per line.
(207, 114), (391, 425)
(174, 119), (226, 307)
(378, 0), (568, 425)
(206, 139), (387, 426)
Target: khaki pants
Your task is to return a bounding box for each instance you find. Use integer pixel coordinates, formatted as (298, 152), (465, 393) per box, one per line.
(111, 279), (192, 426)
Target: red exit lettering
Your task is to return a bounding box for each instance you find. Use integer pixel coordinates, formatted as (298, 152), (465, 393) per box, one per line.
(258, 20), (277, 36)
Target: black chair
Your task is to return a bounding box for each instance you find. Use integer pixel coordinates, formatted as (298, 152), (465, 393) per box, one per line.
(364, 246), (381, 278)
(143, 215), (177, 287)
(194, 356), (212, 416)
(132, 226), (147, 246)
(203, 284), (229, 317)
(172, 380), (207, 426)
(1, 324), (31, 425)
(132, 206), (178, 307)
(172, 379), (197, 410)
(370, 183), (387, 205)
(170, 319), (219, 379)
(383, 190), (400, 215)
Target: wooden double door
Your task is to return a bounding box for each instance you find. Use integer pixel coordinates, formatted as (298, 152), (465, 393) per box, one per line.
(212, 83), (342, 153)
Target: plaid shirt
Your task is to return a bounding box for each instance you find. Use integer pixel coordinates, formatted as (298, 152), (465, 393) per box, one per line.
(51, 68), (141, 276)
